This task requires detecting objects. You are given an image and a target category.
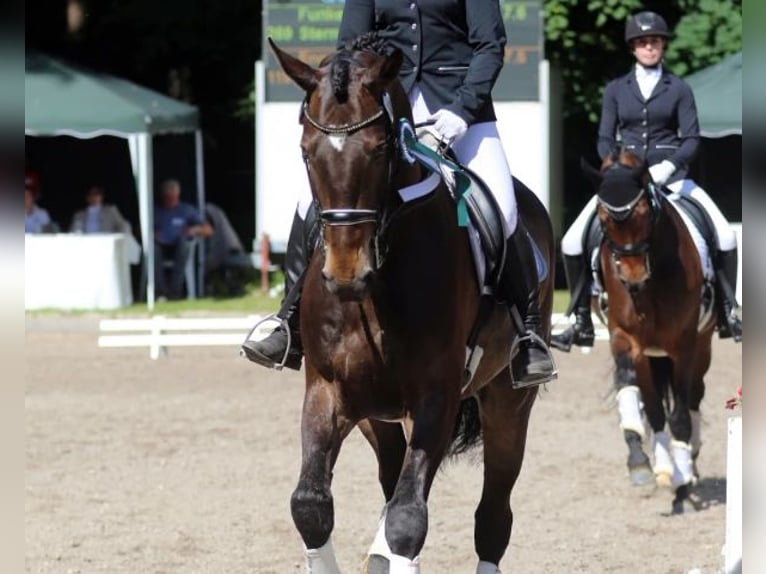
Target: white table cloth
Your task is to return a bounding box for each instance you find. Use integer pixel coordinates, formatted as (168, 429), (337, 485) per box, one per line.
(25, 233), (135, 310)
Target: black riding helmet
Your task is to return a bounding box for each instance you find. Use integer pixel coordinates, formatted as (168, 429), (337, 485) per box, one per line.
(625, 11), (671, 43)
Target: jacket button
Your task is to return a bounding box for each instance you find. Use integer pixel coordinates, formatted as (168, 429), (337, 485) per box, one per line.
(642, 120), (647, 126)
(642, 132), (647, 138)
(411, 22), (417, 31)
(412, 44), (418, 52)
(410, 2), (416, 9)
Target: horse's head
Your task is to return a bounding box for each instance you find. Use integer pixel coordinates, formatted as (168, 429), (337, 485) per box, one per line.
(270, 34), (411, 300)
(583, 150), (659, 293)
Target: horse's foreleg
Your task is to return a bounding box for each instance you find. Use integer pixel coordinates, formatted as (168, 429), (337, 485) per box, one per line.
(367, 390), (458, 573)
(667, 355), (695, 491)
(357, 419), (407, 502)
(472, 376), (536, 573)
(613, 350), (653, 486)
(291, 379), (353, 574)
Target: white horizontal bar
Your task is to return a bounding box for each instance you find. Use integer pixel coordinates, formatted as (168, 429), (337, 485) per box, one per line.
(98, 332), (267, 348)
(99, 315), (270, 332)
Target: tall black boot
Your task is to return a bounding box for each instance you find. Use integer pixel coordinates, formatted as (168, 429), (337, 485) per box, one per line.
(550, 254), (595, 352)
(241, 207), (317, 369)
(715, 248), (742, 342)
(503, 223), (557, 387)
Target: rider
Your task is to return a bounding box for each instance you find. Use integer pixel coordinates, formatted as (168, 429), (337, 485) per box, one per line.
(551, 10), (742, 352)
(242, 0), (557, 386)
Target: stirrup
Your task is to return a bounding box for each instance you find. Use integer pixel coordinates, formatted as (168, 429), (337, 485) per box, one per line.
(240, 313), (296, 371)
(509, 331), (558, 388)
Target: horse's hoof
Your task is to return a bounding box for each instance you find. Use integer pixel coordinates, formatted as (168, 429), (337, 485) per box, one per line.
(366, 554), (389, 574)
(671, 483), (696, 515)
(655, 471), (673, 489)
(629, 465), (655, 487)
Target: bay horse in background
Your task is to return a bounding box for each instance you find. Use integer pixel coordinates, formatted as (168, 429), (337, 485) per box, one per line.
(269, 33), (556, 574)
(586, 149), (715, 514)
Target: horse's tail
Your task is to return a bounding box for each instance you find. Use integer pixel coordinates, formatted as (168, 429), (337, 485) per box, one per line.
(446, 396), (482, 457)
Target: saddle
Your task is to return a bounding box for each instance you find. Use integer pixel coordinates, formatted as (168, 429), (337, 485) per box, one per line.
(403, 128), (547, 294)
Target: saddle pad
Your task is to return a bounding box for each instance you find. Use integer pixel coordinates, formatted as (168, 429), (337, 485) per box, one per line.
(398, 174), (548, 289)
(666, 196), (714, 280)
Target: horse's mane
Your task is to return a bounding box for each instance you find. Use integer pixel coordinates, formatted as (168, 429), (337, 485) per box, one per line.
(330, 32), (392, 103)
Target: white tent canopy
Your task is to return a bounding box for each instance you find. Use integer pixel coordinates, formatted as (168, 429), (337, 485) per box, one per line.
(25, 51), (206, 309)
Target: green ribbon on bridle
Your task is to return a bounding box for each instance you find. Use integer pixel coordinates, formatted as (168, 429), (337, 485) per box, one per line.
(398, 118), (472, 227)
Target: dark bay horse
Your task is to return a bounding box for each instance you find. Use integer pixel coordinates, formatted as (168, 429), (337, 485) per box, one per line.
(587, 150), (715, 513)
(269, 34), (555, 573)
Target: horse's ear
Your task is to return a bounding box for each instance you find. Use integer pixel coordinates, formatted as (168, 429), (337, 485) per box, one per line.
(580, 157), (602, 191)
(268, 37), (319, 93)
(362, 48), (403, 91)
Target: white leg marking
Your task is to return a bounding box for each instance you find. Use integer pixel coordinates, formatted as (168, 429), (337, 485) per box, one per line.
(368, 511), (392, 560)
(671, 440), (695, 486)
(476, 560), (501, 573)
(304, 538), (342, 574)
(652, 431), (674, 476)
(616, 386), (644, 437)
(388, 553), (420, 574)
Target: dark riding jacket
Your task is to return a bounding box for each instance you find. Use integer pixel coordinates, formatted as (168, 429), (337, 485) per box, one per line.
(337, 0), (506, 126)
(597, 67), (701, 185)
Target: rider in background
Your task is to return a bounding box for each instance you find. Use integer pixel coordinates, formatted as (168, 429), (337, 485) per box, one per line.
(242, 0), (556, 386)
(551, 10), (742, 352)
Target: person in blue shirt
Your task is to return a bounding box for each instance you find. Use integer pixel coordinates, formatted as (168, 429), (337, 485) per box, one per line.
(153, 179), (212, 299)
(25, 171), (54, 233)
(551, 11), (742, 352)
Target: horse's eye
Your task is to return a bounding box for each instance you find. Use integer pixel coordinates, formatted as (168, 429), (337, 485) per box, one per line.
(369, 141), (388, 158)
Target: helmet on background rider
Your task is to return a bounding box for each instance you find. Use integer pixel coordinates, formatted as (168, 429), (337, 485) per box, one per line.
(624, 11), (671, 43)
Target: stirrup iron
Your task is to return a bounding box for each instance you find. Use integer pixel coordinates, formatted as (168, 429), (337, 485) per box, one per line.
(240, 313), (295, 371)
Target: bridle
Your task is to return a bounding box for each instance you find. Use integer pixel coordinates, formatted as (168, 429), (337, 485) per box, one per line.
(300, 93), (399, 264)
(598, 181), (662, 282)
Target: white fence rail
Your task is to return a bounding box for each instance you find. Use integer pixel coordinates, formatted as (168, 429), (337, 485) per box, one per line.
(98, 313), (608, 359)
(98, 315), (271, 359)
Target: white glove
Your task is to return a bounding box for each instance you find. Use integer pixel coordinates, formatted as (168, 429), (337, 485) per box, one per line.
(648, 160), (676, 186)
(428, 109), (468, 145)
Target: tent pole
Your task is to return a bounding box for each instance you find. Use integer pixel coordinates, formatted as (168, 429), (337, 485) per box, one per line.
(135, 133), (155, 310)
(195, 129), (206, 297)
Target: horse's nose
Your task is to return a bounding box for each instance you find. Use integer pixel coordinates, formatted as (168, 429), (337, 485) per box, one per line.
(626, 279), (646, 294)
(322, 267), (373, 299)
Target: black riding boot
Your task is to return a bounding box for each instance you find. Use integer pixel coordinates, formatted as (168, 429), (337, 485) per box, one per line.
(503, 224), (557, 387)
(550, 254), (595, 352)
(241, 208), (316, 369)
(715, 248), (742, 342)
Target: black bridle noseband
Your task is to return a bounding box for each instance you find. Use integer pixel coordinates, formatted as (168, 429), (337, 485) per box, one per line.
(599, 183), (661, 259)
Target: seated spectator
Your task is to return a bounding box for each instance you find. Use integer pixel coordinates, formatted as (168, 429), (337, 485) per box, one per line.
(70, 185), (132, 234)
(25, 171), (55, 233)
(204, 202), (251, 297)
(154, 179), (213, 300)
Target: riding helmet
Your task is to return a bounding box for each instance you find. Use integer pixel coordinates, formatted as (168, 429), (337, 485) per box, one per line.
(625, 11), (671, 43)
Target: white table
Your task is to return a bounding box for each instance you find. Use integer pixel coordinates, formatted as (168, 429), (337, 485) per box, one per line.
(25, 233), (135, 310)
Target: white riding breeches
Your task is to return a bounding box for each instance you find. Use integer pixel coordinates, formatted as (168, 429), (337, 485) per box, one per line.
(409, 87), (518, 236)
(560, 179), (737, 256)
(665, 179), (737, 251)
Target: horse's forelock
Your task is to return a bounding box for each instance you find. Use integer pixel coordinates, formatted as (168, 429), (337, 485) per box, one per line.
(329, 51), (352, 103)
